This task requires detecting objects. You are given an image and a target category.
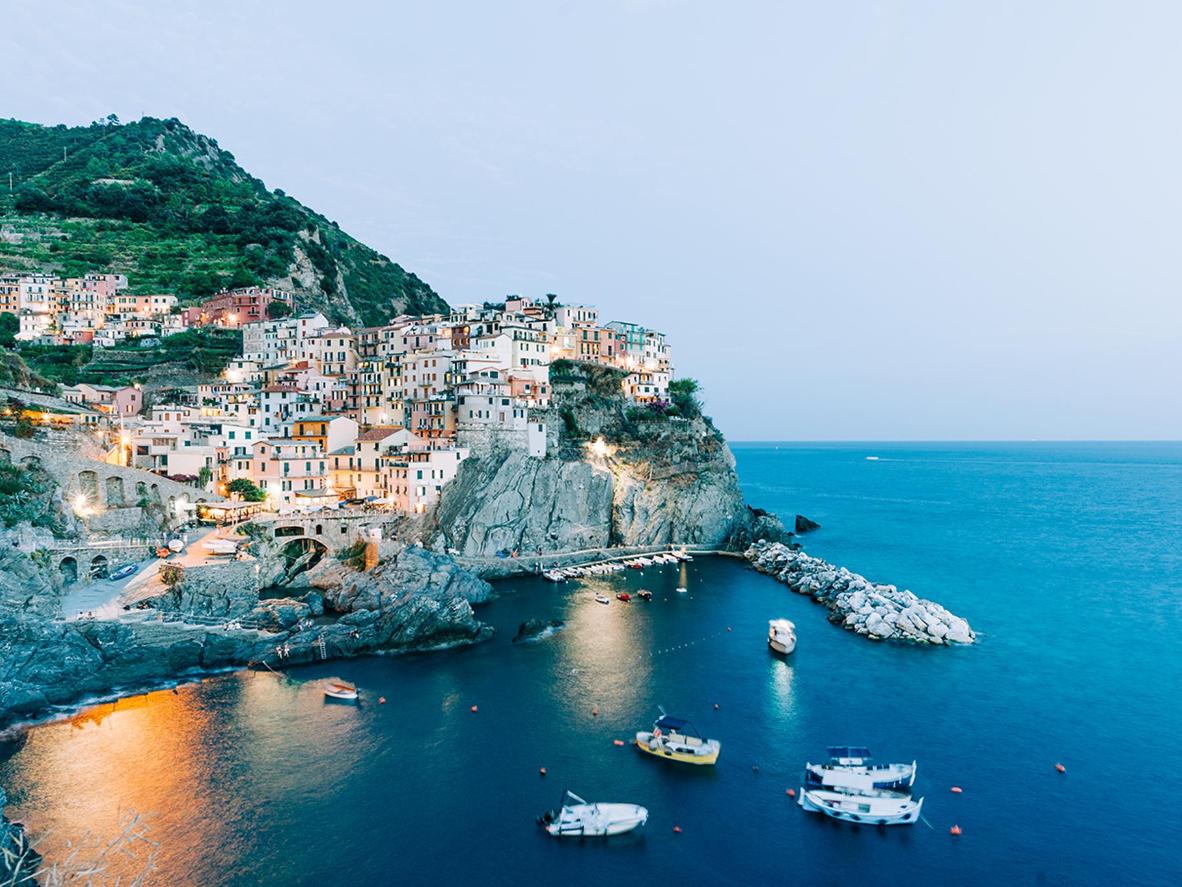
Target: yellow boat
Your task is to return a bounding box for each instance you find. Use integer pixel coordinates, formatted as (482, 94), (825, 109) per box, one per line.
(634, 714), (721, 766)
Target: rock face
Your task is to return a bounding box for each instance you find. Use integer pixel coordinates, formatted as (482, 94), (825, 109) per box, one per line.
(432, 369), (788, 557)
(1, 784), (38, 884)
(745, 541), (975, 645)
(795, 514), (821, 534)
(512, 618), (565, 644)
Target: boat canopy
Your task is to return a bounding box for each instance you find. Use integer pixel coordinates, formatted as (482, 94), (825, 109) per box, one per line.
(655, 716), (697, 734)
(828, 746), (873, 760)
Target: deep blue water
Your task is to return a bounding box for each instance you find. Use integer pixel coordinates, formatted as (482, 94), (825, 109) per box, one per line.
(2, 442), (1180, 885)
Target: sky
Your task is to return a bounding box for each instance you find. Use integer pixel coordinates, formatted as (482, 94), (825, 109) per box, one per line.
(2, 1), (1179, 440)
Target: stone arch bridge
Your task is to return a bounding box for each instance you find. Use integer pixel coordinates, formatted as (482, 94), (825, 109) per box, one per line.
(262, 512), (393, 553)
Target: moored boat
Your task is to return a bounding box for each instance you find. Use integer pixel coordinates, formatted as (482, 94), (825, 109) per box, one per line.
(637, 589), (653, 600)
(324, 680), (359, 702)
(804, 747), (916, 793)
(768, 618), (797, 655)
(616, 592), (631, 602)
(635, 714), (721, 766)
(538, 791), (648, 837)
(543, 570), (565, 582)
(595, 594), (611, 605)
(798, 786), (923, 826)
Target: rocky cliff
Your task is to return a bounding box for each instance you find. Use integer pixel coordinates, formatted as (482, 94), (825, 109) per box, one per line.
(0, 540), (491, 730)
(432, 364), (785, 556)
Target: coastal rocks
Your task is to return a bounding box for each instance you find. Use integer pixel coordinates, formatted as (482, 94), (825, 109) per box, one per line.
(744, 541), (975, 645)
(794, 514), (821, 534)
(150, 561), (261, 620)
(512, 618), (565, 644)
(432, 416), (789, 557)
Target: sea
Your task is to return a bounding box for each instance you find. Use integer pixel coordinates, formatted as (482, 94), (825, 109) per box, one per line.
(1, 441), (1179, 886)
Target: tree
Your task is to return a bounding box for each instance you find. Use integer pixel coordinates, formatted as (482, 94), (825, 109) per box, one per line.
(197, 466), (213, 488)
(265, 299), (292, 319)
(227, 478), (266, 502)
(668, 378), (703, 419)
(0, 312), (19, 348)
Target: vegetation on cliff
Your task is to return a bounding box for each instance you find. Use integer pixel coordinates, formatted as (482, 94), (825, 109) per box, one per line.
(0, 116), (448, 325)
(15, 327), (241, 386)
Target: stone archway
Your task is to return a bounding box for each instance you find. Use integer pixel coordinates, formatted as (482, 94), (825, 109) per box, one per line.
(273, 526), (305, 538)
(105, 475), (126, 506)
(89, 554), (109, 579)
(59, 556), (78, 584)
(280, 537), (328, 577)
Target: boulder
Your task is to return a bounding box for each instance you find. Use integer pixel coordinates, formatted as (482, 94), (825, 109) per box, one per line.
(794, 514), (822, 533)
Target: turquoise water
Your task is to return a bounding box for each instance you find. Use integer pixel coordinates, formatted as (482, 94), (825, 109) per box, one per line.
(2, 442), (1179, 885)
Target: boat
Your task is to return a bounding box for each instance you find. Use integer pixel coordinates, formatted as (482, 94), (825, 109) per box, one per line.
(627, 560), (645, 570)
(538, 791), (648, 837)
(865, 456), (880, 461)
(634, 714), (721, 766)
(543, 570), (565, 582)
(637, 589), (653, 601)
(323, 680), (359, 702)
(616, 592), (631, 602)
(109, 563), (139, 581)
(675, 586), (688, 594)
(798, 786), (923, 826)
(768, 618), (797, 655)
(595, 594), (611, 605)
(167, 538), (185, 553)
(804, 747), (916, 793)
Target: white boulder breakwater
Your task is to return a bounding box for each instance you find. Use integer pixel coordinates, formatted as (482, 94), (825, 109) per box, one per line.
(744, 541), (975, 645)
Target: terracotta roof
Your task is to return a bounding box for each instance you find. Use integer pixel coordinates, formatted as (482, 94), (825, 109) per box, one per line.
(357, 426), (404, 441)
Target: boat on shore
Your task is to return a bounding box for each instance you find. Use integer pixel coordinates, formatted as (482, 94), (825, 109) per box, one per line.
(594, 594), (611, 605)
(798, 786), (923, 826)
(616, 592), (631, 602)
(804, 747), (916, 793)
(538, 791), (648, 837)
(635, 714), (721, 766)
(768, 618), (797, 655)
(324, 681), (359, 702)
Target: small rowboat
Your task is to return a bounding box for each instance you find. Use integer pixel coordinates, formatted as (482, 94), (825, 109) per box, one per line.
(798, 786), (923, 826)
(616, 592), (631, 602)
(637, 590), (653, 601)
(324, 681), (359, 702)
(594, 594), (611, 605)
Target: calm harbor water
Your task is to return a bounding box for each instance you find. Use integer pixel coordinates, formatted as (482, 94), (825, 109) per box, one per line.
(3, 441), (1180, 885)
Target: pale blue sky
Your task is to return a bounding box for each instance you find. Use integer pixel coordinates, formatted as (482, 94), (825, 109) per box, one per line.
(3, 1), (1179, 439)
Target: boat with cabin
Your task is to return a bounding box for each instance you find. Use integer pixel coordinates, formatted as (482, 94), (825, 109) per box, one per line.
(538, 791), (648, 837)
(768, 618), (797, 655)
(797, 786), (923, 826)
(635, 714), (721, 766)
(804, 747), (916, 793)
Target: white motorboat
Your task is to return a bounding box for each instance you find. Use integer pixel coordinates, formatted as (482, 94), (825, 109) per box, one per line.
(805, 747), (916, 793)
(538, 791), (648, 837)
(543, 570), (565, 582)
(768, 618), (797, 655)
(675, 586), (688, 594)
(323, 680), (359, 702)
(798, 786), (923, 826)
(594, 594), (611, 605)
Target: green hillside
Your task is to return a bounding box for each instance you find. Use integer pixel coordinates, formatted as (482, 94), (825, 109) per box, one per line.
(0, 116), (447, 325)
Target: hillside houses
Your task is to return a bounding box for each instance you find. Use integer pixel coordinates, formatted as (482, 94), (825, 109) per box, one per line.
(2, 271), (677, 516)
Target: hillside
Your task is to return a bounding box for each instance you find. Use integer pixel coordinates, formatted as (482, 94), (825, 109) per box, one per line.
(0, 116), (447, 325)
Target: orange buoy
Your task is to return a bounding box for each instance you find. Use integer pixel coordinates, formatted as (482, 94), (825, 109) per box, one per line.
(950, 786), (962, 793)
(672, 825), (682, 834)
(539, 767), (547, 777)
(950, 824), (962, 836)
(1055, 763), (1066, 773)
(786, 788), (796, 797)
(613, 739), (626, 747)
(470, 705), (478, 713)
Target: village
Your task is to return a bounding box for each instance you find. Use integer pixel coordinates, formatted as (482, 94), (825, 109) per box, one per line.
(0, 272), (674, 520)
